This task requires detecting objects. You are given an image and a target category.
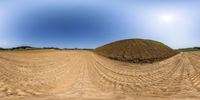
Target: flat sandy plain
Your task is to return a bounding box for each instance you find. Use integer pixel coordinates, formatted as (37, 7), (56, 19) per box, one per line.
(0, 50), (200, 100)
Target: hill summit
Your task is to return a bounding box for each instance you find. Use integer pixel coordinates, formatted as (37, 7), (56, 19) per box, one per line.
(94, 39), (177, 63)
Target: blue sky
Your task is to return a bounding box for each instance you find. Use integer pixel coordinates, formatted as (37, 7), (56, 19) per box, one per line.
(0, 0), (199, 48)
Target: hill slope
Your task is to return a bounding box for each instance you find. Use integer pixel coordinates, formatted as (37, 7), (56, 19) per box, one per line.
(94, 39), (177, 63)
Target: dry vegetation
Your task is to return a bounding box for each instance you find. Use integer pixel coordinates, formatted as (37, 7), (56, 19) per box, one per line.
(0, 49), (200, 100)
(94, 39), (177, 63)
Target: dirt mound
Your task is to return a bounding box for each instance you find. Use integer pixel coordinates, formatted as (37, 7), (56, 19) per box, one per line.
(94, 39), (178, 63)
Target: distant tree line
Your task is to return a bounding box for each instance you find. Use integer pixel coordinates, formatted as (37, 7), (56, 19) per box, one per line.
(176, 47), (200, 52)
(0, 46), (93, 51)
(194, 47), (200, 49)
(0, 48), (5, 50)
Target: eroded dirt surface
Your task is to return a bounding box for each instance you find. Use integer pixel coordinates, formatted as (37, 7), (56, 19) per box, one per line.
(0, 50), (200, 100)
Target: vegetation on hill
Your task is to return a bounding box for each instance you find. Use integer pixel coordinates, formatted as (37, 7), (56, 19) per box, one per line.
(176, 47), (200, 52)
(10, 46), (40, 50)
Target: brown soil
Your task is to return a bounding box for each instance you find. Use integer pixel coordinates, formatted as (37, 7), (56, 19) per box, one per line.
(0, 50), (200, 100)
(94, 39), (178, 63)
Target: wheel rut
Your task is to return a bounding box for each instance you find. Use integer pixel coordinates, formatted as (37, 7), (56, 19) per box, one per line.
(0, 50), (200, 99)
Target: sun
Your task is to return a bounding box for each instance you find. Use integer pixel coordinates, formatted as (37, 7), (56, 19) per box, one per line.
(160, 14), (175, 23)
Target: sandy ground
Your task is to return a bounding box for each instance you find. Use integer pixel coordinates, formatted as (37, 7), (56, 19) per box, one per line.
(0, 50), (200, 100)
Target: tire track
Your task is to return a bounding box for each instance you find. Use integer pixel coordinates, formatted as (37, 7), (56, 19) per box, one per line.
(1, 50), (200, 99)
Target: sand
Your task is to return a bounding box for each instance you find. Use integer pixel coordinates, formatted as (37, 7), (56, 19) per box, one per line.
(0, 50), (200, 100)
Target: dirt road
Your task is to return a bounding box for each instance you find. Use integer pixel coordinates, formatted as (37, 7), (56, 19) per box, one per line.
(0, 50), (200, 100)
